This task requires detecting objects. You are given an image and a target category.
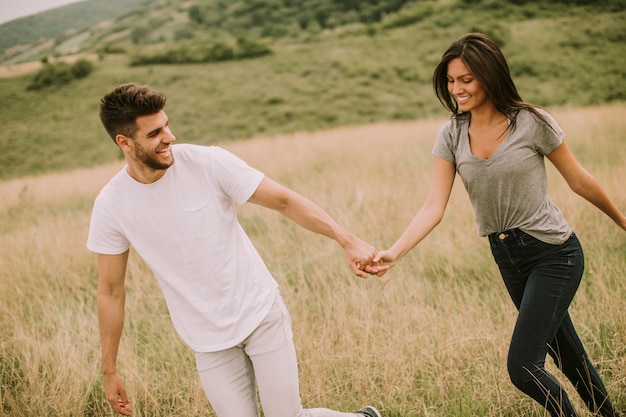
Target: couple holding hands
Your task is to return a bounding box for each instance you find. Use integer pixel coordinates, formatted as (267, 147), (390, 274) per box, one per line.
(88, 34), (624, 417)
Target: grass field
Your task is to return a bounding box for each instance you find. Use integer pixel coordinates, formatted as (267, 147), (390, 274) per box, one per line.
(0, 104), (624, 416)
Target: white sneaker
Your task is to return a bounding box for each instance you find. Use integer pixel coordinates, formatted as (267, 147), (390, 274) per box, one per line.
(357, 405), (382, 417)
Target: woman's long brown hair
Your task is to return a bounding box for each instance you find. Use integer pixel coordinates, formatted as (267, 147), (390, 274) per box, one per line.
(433, 33), (555, 131)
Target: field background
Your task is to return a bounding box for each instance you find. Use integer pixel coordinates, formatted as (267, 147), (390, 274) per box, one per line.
(1, 0), (625, 416)
(1, 104), (625, 416)
(1, 0), (625, 180)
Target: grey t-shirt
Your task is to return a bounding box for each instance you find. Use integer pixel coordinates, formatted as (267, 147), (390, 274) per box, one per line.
(432, 108), (572, 244)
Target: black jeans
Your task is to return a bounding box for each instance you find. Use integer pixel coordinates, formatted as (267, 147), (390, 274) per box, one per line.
(489, 229), (619, 417)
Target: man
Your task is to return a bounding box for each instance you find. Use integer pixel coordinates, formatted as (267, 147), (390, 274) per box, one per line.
(87, 83), (384, 417)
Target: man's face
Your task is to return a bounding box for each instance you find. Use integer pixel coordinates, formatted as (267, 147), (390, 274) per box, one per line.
(128, 110), (176, 170)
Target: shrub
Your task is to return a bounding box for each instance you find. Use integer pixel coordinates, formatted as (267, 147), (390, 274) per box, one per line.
(27, 59), (94, 90)
(70, 59), (93, 79)
(28, 62), (73, 90)
(188, 5), (204, 24)
(130, 26), (149, 44)
(96, 45), (127, 54)
(205, 41), (236, 61)
(130, 38), (271, 66)
(236, 37), (271, 59)
(174, 28), (195, 41)
(381, 3), (434, 29)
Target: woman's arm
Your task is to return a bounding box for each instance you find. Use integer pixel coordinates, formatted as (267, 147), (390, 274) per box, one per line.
(547, 140), (626, 230)
(373, 156), (457, 275)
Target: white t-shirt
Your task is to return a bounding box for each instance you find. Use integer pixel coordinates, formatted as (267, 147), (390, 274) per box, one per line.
(87, 144), (278, 352)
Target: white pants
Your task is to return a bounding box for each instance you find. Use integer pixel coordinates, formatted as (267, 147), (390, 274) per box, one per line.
(195, 292), (359, 417)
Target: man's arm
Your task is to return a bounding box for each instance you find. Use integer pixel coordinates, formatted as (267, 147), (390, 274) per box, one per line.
(247, 177), (382, 278)
(97, 250), (133, 416)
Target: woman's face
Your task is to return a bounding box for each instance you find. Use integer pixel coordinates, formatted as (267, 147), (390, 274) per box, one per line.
(446, 58), (490, 113)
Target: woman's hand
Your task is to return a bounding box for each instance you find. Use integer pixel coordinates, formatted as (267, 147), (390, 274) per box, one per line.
(371, 249), (398, 277)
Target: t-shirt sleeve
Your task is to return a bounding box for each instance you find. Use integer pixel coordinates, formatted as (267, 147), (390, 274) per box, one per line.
(211, 147), (265, 205)
(432, 119), (457, 165)
(86, 195), (130, 255)
(533, 109), (565, 155)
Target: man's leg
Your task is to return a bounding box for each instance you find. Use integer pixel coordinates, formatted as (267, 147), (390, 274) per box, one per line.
(195, 345), (259, 417)
(246, 292), (379, 417)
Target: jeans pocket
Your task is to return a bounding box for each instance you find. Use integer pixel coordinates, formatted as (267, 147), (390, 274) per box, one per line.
(518, 231), (551, 249)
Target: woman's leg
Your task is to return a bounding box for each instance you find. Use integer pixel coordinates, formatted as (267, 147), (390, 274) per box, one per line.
(491, 230), (583, 417)
(549, 313), (620, 417)
(506, 261), (582, 416)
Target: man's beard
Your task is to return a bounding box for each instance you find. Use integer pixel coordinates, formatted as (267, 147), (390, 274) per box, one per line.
(134, 143), (174, 170)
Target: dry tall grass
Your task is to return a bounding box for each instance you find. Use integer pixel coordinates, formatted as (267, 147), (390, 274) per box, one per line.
(1, 104), (624, 417)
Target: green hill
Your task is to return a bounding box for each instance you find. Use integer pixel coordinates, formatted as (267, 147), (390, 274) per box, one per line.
(0, 0), (152, 62)
(0, 0), (624, 180)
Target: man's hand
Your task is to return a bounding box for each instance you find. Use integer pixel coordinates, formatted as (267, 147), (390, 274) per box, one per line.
(247, 177), (389, 278)
(344, 237), (388, 278)
(103, 372), (132, 415)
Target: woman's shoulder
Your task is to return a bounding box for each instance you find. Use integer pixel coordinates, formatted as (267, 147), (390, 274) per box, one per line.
(512, 107), (564, 150)
(518, 107), (562, 133)
(441, 112), (470, 134)
(435, 113), (469, 157)
(515, 106), (557, 125)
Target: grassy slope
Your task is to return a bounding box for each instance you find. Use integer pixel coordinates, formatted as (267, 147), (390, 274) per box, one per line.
(0, 4), (625, 181)
(1, 105), (624, 416)
(0, 0), (152, 58)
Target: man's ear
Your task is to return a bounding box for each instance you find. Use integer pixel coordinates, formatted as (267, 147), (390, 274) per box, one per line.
(115, 134), (132, 150)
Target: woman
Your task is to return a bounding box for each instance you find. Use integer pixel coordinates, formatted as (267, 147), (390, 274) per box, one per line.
(374, 33), (624, 416)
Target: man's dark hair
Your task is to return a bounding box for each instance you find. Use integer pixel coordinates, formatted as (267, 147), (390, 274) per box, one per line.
(99, 83), (167, 143)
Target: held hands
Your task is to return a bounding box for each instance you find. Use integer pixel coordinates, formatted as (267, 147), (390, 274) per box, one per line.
(343, 235), (387, 278)
(370, 249), (397, 277)
(103, 372), (132, 415)
(343, 235), (396, 278)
